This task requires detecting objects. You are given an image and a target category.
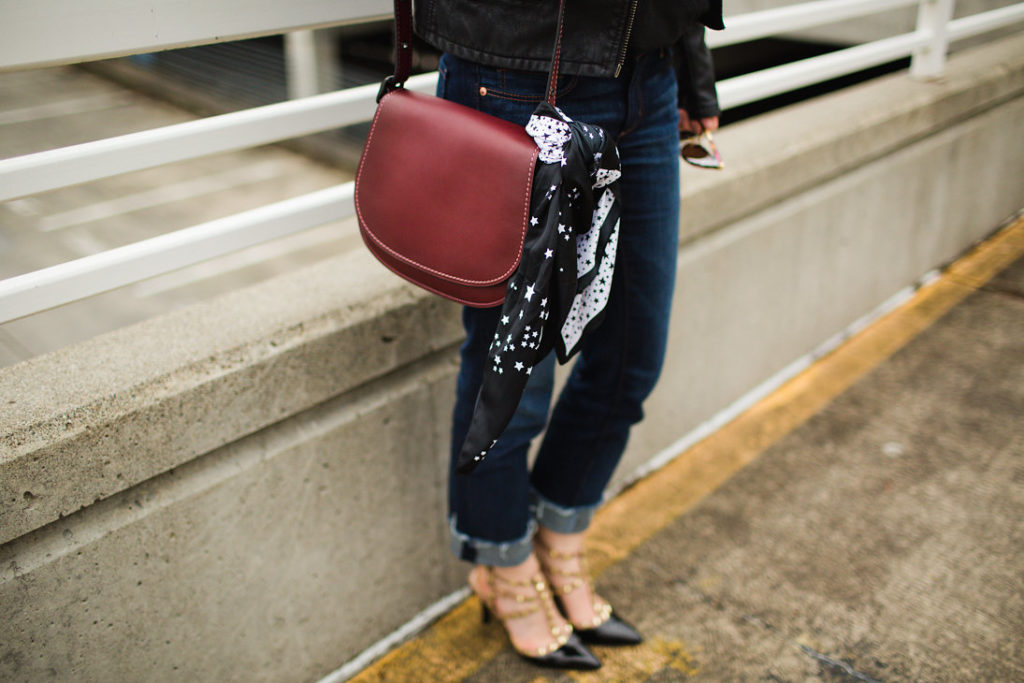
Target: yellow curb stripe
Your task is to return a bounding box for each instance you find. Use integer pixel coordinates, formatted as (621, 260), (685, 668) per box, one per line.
(588, 216), (1024, 576)
(351, 216), (1024, 682)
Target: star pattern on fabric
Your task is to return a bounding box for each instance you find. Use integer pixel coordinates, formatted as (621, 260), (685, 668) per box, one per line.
(455, 102), (623, 474)
(526, 115), (572, 164)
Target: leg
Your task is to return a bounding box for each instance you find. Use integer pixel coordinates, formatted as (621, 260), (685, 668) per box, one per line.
(439, 54), (585, 661)
(532, 49), (680, 516)
(530, 50), (682, 626)
(441, 48), (625, 561)
(440, 53), (561, 566)
(448, 303), (555, 565)
(452, 305), (591, 663)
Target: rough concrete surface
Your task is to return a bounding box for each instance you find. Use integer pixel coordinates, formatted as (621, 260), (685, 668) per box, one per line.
(618, 91), (1024, 491)
(0, 251), (464, 546)
(0, 353), (464, 682)
(680, 32), (1024, 241)
(453, 257), (1024, 683)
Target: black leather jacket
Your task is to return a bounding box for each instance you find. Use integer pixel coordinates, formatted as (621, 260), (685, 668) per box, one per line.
(414, 0), (723, 117)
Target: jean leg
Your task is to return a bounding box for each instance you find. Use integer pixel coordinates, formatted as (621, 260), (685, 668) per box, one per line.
(449, 304), (556, 565)
(442, 51), (680, 555)
(440, 53), (570, 565)
(531, 52), (682, 516)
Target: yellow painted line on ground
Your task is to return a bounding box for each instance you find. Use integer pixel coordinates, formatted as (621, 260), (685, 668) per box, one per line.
(588, 217), (1024, 576)
(351, 217), (1024, 682)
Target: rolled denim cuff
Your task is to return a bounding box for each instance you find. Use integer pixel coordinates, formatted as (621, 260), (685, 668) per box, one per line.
(448, 515), (536, 567)
(530, 488), (599, 534)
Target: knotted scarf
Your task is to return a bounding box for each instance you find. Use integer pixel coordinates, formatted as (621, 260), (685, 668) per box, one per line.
(456, 102), (622, 474)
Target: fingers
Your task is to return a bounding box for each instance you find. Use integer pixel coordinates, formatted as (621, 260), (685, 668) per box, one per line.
(678, 108), (693, 133)
(680, 110), (719, 135)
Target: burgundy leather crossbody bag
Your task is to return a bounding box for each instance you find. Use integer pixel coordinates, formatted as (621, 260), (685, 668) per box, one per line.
(354, 0), (567, 307)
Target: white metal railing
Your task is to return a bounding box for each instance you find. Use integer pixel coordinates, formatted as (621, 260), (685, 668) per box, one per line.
(0, 74), (435, 202)
(0, 0), (391, 73)
(1, 0), (1023, 324)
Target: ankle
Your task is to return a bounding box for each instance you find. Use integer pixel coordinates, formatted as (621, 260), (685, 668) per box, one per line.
(536, 527), (585, 556)
(491, 554), (542, 583)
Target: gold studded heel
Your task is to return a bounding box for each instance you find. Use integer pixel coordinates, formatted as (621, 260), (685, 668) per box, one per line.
(534, 538), (644, 646)
(469, 566), (601, 670)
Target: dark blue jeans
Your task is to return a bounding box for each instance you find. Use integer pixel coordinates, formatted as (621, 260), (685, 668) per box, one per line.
(442, 50), (681, 566)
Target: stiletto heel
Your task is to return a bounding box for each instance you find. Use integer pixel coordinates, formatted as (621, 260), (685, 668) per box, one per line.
(468, 566), (601, 670)
(534, 537), (643, 647)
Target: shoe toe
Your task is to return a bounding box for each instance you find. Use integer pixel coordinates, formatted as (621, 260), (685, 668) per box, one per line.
(530, 632), (601, 670)
(576, 612), (643, 646)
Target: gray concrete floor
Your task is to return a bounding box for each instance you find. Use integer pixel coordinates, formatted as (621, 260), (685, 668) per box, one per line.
(0, 66), (359, 368)
(396, 253), (1024, 681)
(591, 259), (1024, 681)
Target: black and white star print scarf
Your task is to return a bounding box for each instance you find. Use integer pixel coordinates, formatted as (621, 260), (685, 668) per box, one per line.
(456, 102), (622, 474)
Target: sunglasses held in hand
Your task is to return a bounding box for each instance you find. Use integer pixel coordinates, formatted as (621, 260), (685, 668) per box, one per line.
(680, 130), (723, 170)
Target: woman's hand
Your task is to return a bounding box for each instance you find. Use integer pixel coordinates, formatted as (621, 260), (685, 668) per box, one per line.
(678, 109), (719, 135)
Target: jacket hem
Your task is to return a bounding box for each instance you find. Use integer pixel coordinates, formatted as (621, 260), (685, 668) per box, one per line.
(418, 30), (618, 78)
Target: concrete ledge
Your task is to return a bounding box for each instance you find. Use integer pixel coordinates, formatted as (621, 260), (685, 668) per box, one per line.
(4, 33), (1022, 548)
(1, 350), (464, 681)
(0, 251), (463, 545)
(680, 33), (1024, 242)
(618, 94), (1024, 485)
(1, 32), (1023, 683)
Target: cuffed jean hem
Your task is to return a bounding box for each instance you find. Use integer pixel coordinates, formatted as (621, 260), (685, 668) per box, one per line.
(449, 515), (537, 567)
(530, 488), (599, 534)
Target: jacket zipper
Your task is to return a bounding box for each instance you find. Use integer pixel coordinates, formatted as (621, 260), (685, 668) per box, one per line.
(613, 0), (640, 78)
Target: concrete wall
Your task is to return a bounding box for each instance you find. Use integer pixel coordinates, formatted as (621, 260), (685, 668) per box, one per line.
(2, 33), (1023, 683)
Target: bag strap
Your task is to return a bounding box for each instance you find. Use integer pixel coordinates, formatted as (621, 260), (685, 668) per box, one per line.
(545, 0), (568, 105)
(381, 0), (568, 104)
(391, 0), (415, 92)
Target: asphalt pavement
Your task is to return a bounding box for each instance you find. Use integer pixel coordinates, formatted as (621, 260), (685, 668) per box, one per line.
(350, 218), (1024, 682)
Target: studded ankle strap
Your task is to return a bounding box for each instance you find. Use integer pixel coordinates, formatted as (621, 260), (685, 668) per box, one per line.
(474, 567), (574, 657)
(534, 537), (613, 629)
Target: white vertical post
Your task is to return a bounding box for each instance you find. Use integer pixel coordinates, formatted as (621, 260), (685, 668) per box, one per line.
(285, 29), (341, 99)
(910, 0), (955, 78)
(286, 30), (319, 99)
(317, 29), (342, 92)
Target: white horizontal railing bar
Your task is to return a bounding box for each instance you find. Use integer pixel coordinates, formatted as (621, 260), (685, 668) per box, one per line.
(947, 3), (1024, 41)
(0, 0), (390, 72)
(6, 4), (1019, 206)
(707, 0), (919, 48)
(0, 183), (355, 324)
(4, 3), (1023, 321)
(0, 72), (438, 203)
(716, 29), (927, 109)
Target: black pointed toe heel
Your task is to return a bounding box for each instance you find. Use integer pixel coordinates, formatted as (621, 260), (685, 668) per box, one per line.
(470, 566), (602, 671)
(534, 631), (602, 669)
(535, 538), (644, 647)
(573, 611), (643, 646)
